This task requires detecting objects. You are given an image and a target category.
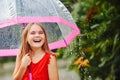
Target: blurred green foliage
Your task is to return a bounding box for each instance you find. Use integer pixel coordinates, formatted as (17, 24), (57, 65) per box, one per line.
(0, 56), (15, 64)
(58, 0), (120, 80)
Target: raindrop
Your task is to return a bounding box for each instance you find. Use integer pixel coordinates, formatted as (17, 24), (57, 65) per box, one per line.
(88, 75), (92, 80)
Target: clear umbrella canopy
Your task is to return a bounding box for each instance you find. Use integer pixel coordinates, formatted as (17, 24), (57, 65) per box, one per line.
(0, 0), (75, 24)
(0, 0), (80, 56)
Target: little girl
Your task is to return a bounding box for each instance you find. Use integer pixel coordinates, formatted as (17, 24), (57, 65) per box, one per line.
(12, 23), (59, 80)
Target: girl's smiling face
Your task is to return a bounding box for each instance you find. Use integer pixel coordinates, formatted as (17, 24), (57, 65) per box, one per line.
(27, 24), (45, 49)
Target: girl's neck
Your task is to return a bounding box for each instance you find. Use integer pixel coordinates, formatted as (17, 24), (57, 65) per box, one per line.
(31, 48), (45, 56)
(30, 48), (46, 63)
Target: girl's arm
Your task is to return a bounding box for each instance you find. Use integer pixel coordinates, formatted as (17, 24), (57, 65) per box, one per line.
(48, 54), (59, 80)
(12, 53), (31, 80)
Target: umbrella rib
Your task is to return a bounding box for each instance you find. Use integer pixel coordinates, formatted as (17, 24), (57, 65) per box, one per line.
(63, 38), (68, 46)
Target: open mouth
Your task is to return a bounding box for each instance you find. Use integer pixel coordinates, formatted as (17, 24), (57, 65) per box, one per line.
(33, 39), (41, 43)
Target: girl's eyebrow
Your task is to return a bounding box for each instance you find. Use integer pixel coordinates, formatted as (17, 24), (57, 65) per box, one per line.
(29, 30), (44, 33)
(30, 29), (43, 31)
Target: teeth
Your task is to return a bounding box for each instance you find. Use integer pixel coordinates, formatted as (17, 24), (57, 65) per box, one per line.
(33, 39), (41, 42)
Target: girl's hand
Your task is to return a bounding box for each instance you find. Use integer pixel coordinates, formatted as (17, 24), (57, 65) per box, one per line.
(21, 53), (32, 68)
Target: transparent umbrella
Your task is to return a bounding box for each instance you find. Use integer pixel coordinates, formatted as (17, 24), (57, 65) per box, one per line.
(0, 0), (80, 56)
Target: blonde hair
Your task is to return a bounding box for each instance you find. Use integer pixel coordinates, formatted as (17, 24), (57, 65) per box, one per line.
(19, 23), (50, 58)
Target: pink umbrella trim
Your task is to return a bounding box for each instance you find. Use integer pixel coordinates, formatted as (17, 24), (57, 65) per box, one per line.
(0, 16), (80, 56)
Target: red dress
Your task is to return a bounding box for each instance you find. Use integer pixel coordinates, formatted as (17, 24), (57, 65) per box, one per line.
(22, 52), (53, 80)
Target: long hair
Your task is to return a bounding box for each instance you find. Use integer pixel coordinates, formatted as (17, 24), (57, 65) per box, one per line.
(19, 23), (50, 59)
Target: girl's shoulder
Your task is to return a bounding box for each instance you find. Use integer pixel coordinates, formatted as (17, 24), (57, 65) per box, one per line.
(47, 51), (56, 57)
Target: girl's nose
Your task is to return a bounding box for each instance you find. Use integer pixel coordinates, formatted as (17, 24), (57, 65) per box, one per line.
(35, 33), (40, 37)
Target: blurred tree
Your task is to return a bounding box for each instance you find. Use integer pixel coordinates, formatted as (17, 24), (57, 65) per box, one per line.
(58, 0), (120, 80)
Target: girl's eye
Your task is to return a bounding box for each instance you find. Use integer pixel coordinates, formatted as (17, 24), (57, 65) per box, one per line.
(39, 31), (44, 34)
(30, 31), (35, 35)
(30, 31), (44, 35)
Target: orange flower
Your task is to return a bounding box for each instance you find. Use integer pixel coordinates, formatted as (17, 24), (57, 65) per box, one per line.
(80, 59), (89, 67)
(74, 57), (83, 65)
(74, 56), (89, 67)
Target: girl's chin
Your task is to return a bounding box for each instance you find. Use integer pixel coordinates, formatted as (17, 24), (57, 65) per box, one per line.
(31, 44), (43, 48)
(31, 46), (42, 50)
